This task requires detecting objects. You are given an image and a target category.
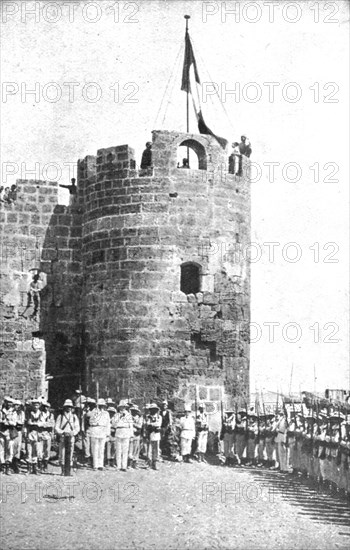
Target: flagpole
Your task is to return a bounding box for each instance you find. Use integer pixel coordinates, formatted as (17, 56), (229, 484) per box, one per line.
(184, 15), (190, 163)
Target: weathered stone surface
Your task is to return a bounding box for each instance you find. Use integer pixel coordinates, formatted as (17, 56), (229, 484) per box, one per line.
(1, 131), (250, 406)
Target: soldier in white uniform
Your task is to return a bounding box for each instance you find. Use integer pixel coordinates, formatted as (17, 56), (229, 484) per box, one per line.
(129, 405), (143, 468)
(83, 397), (96, 467)
(274, 411), (289, 473)
(55, 399), (80, 475)
(40, 401), (55, 472)
(88, 398), (110, 471)
(0, 396), (17, 475)
(115, 399), (133, 471)
(221, 409), (236, 466)
(106, 406), (118, 468)
(196, 403), (209, 463)
(179, 404), (196, 463)
(12, 399), (25, 474)
(26, 398), (44, 475)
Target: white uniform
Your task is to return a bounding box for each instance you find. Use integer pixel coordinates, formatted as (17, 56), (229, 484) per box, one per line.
(180, 414), (195, 457)
(87, 408), (111, 469)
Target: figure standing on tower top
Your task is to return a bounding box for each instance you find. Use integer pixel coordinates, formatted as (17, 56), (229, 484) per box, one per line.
(140, 142), (153, 169)
(59, 178), (77, 195)
(239, 135), (252, 158)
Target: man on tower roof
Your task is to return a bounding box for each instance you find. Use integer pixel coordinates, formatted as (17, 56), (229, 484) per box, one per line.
(140, 142), (152, 169)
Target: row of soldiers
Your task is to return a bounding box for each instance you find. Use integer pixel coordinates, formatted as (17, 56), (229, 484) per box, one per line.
(1, 394), (349, 496)
(220, 406), (350, 496)
(0, 395), (205, 475)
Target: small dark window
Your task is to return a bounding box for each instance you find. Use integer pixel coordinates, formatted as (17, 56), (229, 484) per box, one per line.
(181, 263), (200, 294)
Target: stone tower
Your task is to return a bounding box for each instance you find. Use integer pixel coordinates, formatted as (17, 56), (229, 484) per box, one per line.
(0, 129), (250, 413)
(79, 130), (251, 408)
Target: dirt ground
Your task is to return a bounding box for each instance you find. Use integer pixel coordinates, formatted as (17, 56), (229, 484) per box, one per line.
(1, 458), (350, 550)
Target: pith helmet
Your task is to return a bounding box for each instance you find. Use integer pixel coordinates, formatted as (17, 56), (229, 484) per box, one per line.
(184, 404), (192, 412)
(3, 396), (14, 403)
(97, 398), (106, 407)
(63, 399), (73, 407)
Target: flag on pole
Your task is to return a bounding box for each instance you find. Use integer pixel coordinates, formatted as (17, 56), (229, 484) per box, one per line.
(197, 110), (228, 149)
(181, 31), (200, 93)
(181, 24), (227, 149)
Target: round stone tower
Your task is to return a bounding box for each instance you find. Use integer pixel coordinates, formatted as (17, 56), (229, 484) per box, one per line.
(78, 130), (250, 408)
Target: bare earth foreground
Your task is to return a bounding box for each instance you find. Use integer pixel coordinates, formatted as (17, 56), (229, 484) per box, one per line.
(1, 460), (350, 550)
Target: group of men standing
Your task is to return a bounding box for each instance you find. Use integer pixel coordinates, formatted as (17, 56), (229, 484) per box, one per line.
(0, 396), (54, 475)
(0, 395), (209, 476)
(139, 134), (252, 173)
(1, 394), (349, 497)
(220, 406), (350, 495)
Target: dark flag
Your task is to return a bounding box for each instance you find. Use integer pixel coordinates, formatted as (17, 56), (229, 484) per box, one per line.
(181, 31), (200, 93)
(197, 110), (228, 149)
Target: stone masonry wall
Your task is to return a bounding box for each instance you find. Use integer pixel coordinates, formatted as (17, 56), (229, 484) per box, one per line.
(1, 130), (250, 410)
(0, 180), (83, 404)
(80, 131), (250, 407)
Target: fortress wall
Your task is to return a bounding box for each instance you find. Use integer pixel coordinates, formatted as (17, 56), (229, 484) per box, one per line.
(1, 131), (250, 409)
(81, 132), (250, 405)
(0, 179), (84, 403)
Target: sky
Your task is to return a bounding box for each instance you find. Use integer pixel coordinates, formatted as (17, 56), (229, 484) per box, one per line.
(1, 0), (349, 395)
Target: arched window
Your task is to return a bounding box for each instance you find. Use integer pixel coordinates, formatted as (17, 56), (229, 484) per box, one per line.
(177, 139), (207, 170)
(180, 262), (201, 295)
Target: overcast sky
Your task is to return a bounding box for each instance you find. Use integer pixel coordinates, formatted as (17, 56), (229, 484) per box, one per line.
(1, 0), (349, 394)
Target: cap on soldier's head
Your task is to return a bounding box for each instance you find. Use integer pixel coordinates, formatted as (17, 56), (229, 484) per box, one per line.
(149, 402), (160, 411)
(330, 412), (345, 421)
(3, 395), (14, 403)
(118, 399), (128, 408)
(130, 405), (140, 413)
(97, 398), (106, 407)
(107, 406), (117, 413)
(13, 399), (22, 405)
(63, 399), (73, 408)
(87, 397), (96, 404)
(184, 404), (192, 412)
(106, 398), (115, 404)
(31, 398), (40, 404)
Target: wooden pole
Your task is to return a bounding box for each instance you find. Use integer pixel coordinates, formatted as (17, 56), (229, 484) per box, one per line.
(184, 15), (190, 163)
(289, 364), (293, 396)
